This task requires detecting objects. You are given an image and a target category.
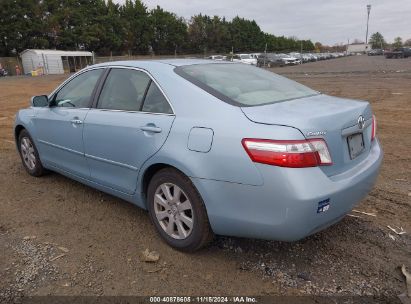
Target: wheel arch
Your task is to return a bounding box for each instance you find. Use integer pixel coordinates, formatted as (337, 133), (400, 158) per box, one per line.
(141, 163), (171, 201)
(14, 124), (26, 149)
(139, 160), (199, 208)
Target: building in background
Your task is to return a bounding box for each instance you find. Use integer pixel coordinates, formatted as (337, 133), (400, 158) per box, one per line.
(20, 49), (93, 75)
(347, 43), (371, 54)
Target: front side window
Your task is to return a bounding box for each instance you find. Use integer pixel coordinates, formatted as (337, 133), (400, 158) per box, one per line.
(98, 69), (150, 111)
(175, 63), (319, 107)
(54, 69), (103, 108)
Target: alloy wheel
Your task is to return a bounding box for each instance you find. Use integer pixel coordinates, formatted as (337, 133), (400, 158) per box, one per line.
(20, 137), (36, 170)
(153, 183), (194, 240)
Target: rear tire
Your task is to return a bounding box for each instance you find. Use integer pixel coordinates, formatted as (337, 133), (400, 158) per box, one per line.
(18, 129), (47, 177)
(147, 168), (213, 251)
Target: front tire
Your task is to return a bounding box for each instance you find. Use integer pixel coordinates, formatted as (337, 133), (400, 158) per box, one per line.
(147, 168), (213, 251)
(18, 129), (46, 177)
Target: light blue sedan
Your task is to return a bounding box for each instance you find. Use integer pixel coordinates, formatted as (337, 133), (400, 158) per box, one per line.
(14, 60), (383, 251)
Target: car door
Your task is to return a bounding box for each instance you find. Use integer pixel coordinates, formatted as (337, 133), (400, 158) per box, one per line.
(33, 68), (105, 178)
(83, 67), (175, 194)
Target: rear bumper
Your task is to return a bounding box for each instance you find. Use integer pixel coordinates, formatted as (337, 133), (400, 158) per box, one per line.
(192, 139), (383, 241)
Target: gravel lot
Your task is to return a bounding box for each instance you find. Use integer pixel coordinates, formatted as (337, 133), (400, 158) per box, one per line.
(0, 55), (410, 303)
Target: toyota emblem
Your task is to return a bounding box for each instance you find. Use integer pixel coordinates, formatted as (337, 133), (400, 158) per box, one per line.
(357, 115), (365, 129)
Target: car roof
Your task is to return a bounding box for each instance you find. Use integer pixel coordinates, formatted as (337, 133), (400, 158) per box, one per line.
(92, 58), (225, 68)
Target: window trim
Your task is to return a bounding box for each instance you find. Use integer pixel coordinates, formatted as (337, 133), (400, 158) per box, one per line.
(48, 67), (108, 109)
(93, 66), (175, 115)
(139, 79), (152, 112)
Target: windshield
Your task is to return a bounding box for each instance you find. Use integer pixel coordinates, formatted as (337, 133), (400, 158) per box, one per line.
(240, 55), (251, 59)
(175, 63), (319, 107)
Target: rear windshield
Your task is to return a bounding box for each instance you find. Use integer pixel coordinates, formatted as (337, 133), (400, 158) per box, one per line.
(175, 63), (318, 107)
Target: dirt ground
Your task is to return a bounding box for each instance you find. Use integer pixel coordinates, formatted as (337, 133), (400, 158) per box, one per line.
(0, 55), (410, 302)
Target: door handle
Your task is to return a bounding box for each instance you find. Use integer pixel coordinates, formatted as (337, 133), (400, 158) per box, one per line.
(70, 119), (83, 125)
(140, 125), (162, 133)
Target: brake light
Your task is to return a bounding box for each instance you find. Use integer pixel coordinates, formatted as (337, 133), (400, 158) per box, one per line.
(242, 138), (332, 168)
(371, 115), (377, 141)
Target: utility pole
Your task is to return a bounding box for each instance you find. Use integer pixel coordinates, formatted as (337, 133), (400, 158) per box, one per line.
(300, 40), (303, 63)
(365, 4), (371, 52)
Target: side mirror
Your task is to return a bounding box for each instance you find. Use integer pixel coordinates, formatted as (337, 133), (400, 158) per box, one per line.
(31, 95), (49, 107)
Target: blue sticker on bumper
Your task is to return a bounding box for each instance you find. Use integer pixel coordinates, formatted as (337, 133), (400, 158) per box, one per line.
(317, 198), (330, 213)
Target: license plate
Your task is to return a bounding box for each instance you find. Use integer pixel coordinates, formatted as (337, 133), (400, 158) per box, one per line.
(347, 133), (365, 159)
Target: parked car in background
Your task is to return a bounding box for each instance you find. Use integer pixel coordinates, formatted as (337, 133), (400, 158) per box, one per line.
(307, 53), (318, 61)
(15, 60), (382, 251)
(289, 52), (304, 63)
(250, 53), (262, 60)
(255, 52), (345, 67)
(384, 48), (411, 59)
(232, 54), (257, 65)
(301, 54), (312, 63)
(207, 55), (227, 61)
(368, 49), (383, 56)
(257, 53), (282, 67)
(277, 53), (300, 65)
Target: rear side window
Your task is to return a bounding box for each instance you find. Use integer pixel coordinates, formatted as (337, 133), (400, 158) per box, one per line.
(142, 82), (172, 114)
(98, 69), (150, 111)
(175, 63), (319, 107)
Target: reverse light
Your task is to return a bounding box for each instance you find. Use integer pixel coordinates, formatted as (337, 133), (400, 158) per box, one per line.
(242, 138), (332, 168)
(371, 115), (377, 141)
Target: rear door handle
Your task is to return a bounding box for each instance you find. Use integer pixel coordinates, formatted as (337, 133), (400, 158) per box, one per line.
(140, 125), (162, 133)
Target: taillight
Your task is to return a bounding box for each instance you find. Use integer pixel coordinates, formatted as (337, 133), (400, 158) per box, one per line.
(371, 115), (377, 141)
(242, 138), (332, 168)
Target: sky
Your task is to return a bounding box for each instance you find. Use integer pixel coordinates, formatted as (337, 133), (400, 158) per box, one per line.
(115, 0), (411, 45)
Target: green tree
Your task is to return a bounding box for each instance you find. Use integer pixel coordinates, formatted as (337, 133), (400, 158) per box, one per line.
(393, 37), (403, 48)
(98, 0), (124, 55)
(369, 32), (386, 49)
(149, 6), (187, 55)
(0, 0), (49, 56)
(301, 40), (315, 52)
(41, 0), (98, 51)
(0, 0), (318, 56)
(120, 0), (151, 54)
(187, 14), (233, 54)
(209, 16), (231, 53)
(229, 16), (265, 52)
(187, 14), (210, 53)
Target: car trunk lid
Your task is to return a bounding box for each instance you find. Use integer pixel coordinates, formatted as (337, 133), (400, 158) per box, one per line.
(241, 94), (373, 176)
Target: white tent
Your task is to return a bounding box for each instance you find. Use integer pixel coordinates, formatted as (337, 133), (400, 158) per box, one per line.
(347, 44), (371, 54)
(20, 49), (93, 75)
